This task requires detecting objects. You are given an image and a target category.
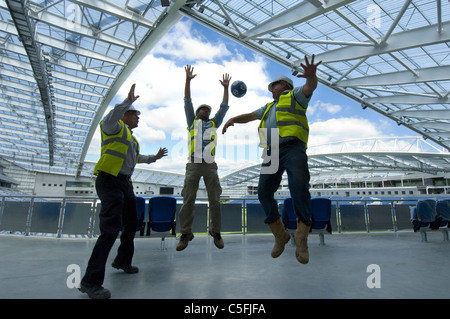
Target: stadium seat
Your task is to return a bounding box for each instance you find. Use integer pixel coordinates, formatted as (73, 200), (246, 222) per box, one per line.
(282, 197), (332, 245)
(146, 196), (177, 249)
(411, 199), (436, 231)
(436, 199), (450, 224)
(136, 196), (146, 235)
(411, 199), (448, 241)
(436, 200), (450, 240)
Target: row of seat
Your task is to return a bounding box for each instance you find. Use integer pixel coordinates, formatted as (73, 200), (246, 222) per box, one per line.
(137, 196), (333, 248)
(411, 199), (450, 241)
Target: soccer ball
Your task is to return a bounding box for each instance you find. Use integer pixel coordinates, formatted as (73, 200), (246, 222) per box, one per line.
(231, 80), (247, 98)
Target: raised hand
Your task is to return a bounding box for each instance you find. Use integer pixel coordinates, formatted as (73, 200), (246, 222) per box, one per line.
(220, 73), (231, 88)
(128, 83), (140, 103)
(155, 147), (168, 160)
(185, 65), (197, 81)
(296, 54), (321, 79)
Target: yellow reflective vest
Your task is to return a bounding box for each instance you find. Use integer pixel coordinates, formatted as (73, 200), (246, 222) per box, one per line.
(94, 120), (139, 176)
(188, 117), (217, 158)
(258, 90), (309, 148)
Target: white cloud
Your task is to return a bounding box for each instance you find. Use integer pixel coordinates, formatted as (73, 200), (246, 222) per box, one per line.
(308, 117), (383, 147)
(308, 100), (343, 117)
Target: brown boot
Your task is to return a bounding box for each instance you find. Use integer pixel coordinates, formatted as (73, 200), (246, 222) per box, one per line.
(295, 219), (311, 264)
(268, 218), (291, 258)
(176, 233), (194, 251)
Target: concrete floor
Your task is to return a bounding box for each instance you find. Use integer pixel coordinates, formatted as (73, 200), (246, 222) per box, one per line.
(0, 231), (449, 300)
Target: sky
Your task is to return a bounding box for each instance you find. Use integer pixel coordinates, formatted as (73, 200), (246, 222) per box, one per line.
(85, 17), (416, 176)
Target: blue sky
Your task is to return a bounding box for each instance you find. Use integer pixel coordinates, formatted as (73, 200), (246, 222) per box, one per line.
(86, 17), (416, 175)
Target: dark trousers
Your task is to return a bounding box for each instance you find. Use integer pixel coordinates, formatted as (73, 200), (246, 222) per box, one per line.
(258, 140), (312, 225)
(81, 172), (138, 286)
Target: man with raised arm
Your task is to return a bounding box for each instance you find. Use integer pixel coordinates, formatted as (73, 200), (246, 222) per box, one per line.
(222, 55), (321, 264)
(176, 65), (231, 251)
(79, 84), (168, 299)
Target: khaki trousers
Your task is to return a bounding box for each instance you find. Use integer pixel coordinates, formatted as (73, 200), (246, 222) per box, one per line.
(178, 161), (222, 234)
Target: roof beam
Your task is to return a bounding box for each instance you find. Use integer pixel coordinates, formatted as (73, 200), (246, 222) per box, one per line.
(364, 95), (448, 105)
(241, 0), (355, 39)
(67, 0), (154, 28)
(310, 21), (450, 63)
(5, 0), (56, 165)
(36, 33), (125, 66)
(389, 109), (450, 119)
(410, 121), (450, 131)
(28, 8), (136, 50)
(379, 0), (413, 47)
(336, 65), (450, 87)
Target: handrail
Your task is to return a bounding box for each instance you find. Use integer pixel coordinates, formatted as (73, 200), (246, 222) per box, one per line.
(1, 195), (448, 238)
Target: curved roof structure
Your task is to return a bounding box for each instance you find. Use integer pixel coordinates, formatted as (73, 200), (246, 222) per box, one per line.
(220, 136), (450, 189)
(1, 0), (449, 179)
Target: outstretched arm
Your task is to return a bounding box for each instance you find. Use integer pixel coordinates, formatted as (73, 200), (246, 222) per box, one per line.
(184, 65), (197, 99)
(137, 147), (168, 164)
(220, 73), (231, 105)
(222, 112), (258, 134)
(296, 54), (322, 97)
(155, 147), (168, 160)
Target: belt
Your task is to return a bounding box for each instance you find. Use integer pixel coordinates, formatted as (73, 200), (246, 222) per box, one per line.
(98, 171), (131, 180)
(189, 156), (215, 164)
(268, 138), (301, 150)
(117, 173), (132, 180)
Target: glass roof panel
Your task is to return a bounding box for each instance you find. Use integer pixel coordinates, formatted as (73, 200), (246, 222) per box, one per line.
(0, 0), (449, 181)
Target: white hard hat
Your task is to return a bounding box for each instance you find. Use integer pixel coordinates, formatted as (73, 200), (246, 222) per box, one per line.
(195, 104), (212, 114)
(268, 76), (294, 92)
(127, 104), (141, 115)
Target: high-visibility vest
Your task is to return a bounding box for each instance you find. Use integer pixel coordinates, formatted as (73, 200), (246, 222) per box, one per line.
(258, 90), (309, 148)
(188, 117), (217, 158)
(94, 120), (140, 176)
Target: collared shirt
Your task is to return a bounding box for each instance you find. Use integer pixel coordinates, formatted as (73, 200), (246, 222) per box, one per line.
(101, 99), (157, 176)
(184, 97), (229, 152)
(253, 85), (312, 146)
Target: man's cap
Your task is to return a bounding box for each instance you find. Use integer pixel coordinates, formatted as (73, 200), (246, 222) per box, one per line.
(268, 75), (294, 92)
(127, 104), (141, 115)
(196, 104), (212, 114)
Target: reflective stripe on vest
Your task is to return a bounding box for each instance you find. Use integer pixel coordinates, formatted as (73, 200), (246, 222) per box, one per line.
(188, 117), (217, 157)
(94, 120), (139, 176)
(258, 91), (309, 148)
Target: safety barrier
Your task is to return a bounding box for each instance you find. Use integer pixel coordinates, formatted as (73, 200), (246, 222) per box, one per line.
(0, 195), (446, 238)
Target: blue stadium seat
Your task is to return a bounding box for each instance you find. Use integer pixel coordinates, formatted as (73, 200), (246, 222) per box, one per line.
(282, 197), (332, 245)
(436, 200), (450, 240)
(411, 199), (449, 241)
(136, 196), (146, 234)
(436, 199), (450, 225)
(411, 199), (436, 232)
(147, 196), (177, 249)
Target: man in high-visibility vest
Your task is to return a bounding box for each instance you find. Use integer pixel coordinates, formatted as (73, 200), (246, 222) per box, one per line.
(222, 55), (321, 264)
(79, 84), (167, 299)
(176, 65), (231, 251)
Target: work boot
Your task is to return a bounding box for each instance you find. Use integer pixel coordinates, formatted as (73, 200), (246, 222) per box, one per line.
(176, 233), (194, 251)
(295, 219), (311, 264)
(209, 231), (224, 249)
(111, 261), (139, 273)
(268, 218), (291, 258)
(78, 282), (111, 299)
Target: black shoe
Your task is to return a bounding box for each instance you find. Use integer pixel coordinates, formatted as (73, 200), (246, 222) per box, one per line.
(209, 231), (224, 249)
(111, 261), (139, 273)
(78, 282), (111, 299)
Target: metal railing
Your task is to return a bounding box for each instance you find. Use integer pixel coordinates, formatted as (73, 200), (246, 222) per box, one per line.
(1, 195), (447, 238)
